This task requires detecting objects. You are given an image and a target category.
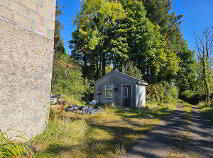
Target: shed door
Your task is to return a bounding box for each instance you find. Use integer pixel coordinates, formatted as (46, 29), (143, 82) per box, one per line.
(122, 85), (131, 107)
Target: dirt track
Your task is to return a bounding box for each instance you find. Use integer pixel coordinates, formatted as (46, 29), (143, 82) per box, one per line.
(120, 105), (213, 158)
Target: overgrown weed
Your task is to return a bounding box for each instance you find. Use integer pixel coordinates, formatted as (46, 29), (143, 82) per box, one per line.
(32, 101), (176, 158)
(0, 132), (33, 158)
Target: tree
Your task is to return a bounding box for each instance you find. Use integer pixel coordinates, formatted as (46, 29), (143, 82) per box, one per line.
(122, 61), (142, 80)
(54, 0), (65, 54)
(70, 0), (186, 85)
(195, 28), (213, 103)
(52, 54), (87, 99)
(123, 0), (180, 82)
(142, 0), (184, 52)
(52, 1), (88, 100)
(176, 41), (197, 92)
(70, 0), (127, 79)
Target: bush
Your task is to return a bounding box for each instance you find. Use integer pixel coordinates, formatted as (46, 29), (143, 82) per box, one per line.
(63, 95), (84, 105)
(147, 82), (179, 103)
(52, 53), (88, 101)
(179, 90), (209, 104)
(179, 90), (195, 100)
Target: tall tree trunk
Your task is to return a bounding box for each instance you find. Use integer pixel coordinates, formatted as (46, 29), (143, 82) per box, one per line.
(102, 52), (106, 76)
(195, 28), (213, 105)
(83, 55), (87, 78)
(203, 57), (210, 103)
(95, 57), (99, 80)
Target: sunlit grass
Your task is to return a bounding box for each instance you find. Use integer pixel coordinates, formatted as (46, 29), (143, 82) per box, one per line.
(31, 102), (176, 158)
(0, 132), (33, 158)
(198, 102), (213, 122)
(168, 150), (199, 158)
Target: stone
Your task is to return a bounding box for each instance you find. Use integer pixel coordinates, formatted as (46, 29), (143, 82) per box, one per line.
(0, 0), (56, 139)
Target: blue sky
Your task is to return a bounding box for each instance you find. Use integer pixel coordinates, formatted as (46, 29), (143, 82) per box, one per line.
(60, 0), (213, 53)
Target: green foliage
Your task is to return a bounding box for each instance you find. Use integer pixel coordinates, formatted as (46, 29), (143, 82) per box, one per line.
(195, 28), (213, 103)
(147, 82), (179, 103)
(54, 0), (65, 54)
(199, 101), (213, 122)
(63, 95), (85, 105)
(122, 61), (142, 80)
(124, 0), (180, 81)
(177, 46), (197, 92)
(70, 0), (184, 83)
(196, 59), (213, 94)
(51, 53), (88, 100)
(179, 90), (195, 100)
(0, 132), (33, 158)
(179, 90), (211, 105)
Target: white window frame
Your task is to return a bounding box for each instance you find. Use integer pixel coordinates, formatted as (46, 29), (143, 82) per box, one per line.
(105, 85), (113, 98)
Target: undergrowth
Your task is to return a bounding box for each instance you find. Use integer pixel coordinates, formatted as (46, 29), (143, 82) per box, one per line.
(0, 132), (33, 158)
(0, 100), (180, 158)
(31, 103), (175, 158)
(198, 102), (213, 122)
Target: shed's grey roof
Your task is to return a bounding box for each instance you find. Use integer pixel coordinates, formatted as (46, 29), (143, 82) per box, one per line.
(94, 70), (148, 86)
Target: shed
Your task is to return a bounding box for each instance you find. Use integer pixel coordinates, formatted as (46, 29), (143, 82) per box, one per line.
(94, 70), (148, 108)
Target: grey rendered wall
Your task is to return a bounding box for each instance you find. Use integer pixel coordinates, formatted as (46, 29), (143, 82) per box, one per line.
(136, 84), (146, 107)
(95, 72), (136, 107)
(0, 0), (56, 139)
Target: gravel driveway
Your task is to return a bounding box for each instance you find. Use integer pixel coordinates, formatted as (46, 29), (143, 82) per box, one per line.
(120, 104), (213, 158)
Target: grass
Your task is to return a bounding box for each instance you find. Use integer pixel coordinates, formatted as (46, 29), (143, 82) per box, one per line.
(198, 102), (213, 122)
(0, 132), (33, 158)
(168, 150), (199, 158)
(31, 102), (176, 158)
(62, 95), (85, 106)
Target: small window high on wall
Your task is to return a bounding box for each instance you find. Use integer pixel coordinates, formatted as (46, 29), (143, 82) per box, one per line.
(105, 85), (113, 98)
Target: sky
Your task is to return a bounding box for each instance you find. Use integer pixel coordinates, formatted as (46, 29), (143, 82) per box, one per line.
(59, 0), (213, 53)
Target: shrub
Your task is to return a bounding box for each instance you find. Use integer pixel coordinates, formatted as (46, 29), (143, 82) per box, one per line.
(179, 90), (208, 104)
(179, 90), (194, 100)
(52, 53), (88, 101)
(147, 82), (179, 103)
(63, 95), (84, 105)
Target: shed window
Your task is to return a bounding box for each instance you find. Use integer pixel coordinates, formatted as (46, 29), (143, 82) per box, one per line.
(105, 85), (113, 98)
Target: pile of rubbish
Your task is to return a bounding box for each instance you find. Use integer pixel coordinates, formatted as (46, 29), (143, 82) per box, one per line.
(50, 94), (66, 105)
(65, 105), (101, 114)
(50, 94), (60, 105)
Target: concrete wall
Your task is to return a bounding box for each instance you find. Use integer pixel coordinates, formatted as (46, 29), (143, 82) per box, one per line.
(0, 0), (56, 39)
(0, 0), (56, 138)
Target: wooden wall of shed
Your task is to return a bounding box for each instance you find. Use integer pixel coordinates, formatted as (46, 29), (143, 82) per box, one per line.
(94, 72), (136, 107)
(136, 84), (146, 107)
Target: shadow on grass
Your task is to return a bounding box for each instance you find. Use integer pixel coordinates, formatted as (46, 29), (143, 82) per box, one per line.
(198, 105), (213, 122)
(36, 125), (151, 158)
(35, 106), (173, 158)
(36, 103), (213, 158)
(115, 106), (171, 119)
